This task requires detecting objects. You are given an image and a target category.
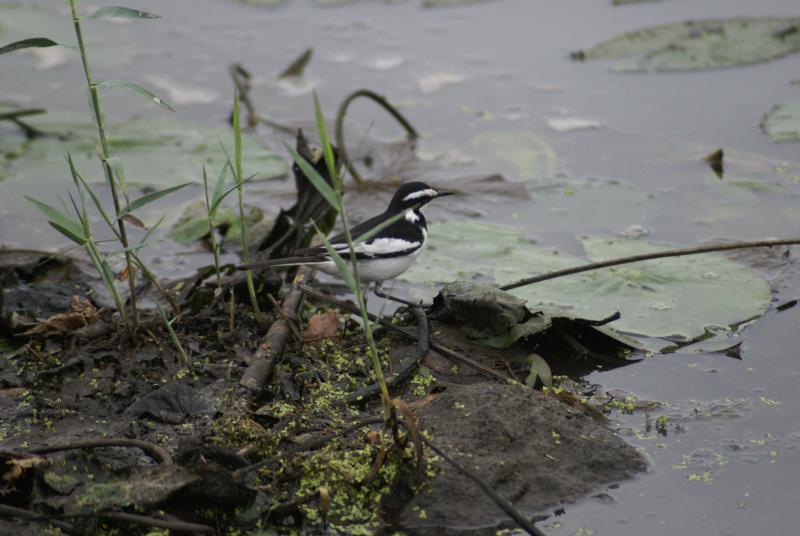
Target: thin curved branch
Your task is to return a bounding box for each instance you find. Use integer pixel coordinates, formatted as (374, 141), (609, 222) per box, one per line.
(335, 89), (419, 186)
(27, 438), (172, 465)
(420, 436), (546, 536)
(501, 238), (800, 291)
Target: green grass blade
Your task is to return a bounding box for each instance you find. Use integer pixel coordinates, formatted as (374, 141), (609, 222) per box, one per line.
(85, 6), (160, 20)
(285, 143), (340, 211)
(103, 156), (130, 200)
(47, 221), (87, 245)
(96, 80), (174, 112)
(0, 38), (59, 55)
(233, 92), (243, 181)
(211, 162), (229, 207)
(315, 226), (357, 293)
(67, 154), (119, 235)
(313, 92), (339, 192)
(210, 173), (257, 216)
(118, 182), (193, 218)
(352, 209), (409, 245)
(25, 197), (86, 243)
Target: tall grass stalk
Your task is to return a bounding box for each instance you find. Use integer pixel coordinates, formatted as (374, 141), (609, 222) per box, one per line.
(68, 0), (138, 330)
(231, 92), (263, 320)
(287, 94), (393, 417)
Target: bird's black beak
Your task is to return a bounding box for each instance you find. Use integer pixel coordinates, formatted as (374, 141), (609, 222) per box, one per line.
(435, 190), (454, 198)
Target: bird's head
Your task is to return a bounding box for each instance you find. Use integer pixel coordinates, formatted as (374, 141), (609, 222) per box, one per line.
(387, 181), (452, 211)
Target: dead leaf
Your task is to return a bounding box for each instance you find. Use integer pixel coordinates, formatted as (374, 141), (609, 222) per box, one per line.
(122, 213), (148, 229)
(302, 310), (338, 342)
(23, 295), (98, 337)
(2, 455), (47, 494)
(0, 388), (29, 398)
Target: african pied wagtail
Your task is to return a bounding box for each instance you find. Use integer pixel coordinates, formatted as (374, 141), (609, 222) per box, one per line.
(245, 181), (451, 285)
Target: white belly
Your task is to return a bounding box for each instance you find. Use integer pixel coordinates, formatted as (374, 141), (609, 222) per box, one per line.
(315, 247), (423, 282)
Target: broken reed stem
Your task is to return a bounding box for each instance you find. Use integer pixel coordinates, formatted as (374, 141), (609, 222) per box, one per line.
(501, 238), (800, 292)
(334, 89), (419, 186)
(69, 0), (138, 331)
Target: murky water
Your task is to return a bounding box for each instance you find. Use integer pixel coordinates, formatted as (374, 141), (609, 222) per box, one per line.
(3, 0), (800, 533)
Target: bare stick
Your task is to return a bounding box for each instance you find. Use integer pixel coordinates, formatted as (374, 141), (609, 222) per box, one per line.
(239, 266), (313, 397)
(335, 89), (418, 186)
(421, 436), (546, 536)
(501, 238), (800, 292)
(27, 438), (172, 465)
(0, 504), (214, 534)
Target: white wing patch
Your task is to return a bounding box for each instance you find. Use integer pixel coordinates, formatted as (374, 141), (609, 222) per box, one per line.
(402, 188), (438, 202)
(355, 237), (421, 257)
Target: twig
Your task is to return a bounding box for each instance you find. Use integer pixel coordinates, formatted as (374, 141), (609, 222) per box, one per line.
(501, 239), (800, 291)
(299, 284), (513, 384)
(334, 89), (418, 186)
(238, 266), (313, 397)
(421, 436), (546, 536)
(0, 504), (214, 534)
(26, 438), (172, 465)
(0, 504), (73, 532)
(233, 416), (383, 479)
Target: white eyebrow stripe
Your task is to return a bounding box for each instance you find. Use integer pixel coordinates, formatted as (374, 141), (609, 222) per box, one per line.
(402, 188), (438, 202)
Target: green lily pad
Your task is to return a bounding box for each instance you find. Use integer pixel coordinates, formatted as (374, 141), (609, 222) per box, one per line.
(473, 131), (557, 181)
(403, 220), (772, 341)
(762, 99), (800, 142)
(1, 114), (286, 188)
(573, 17), (800, 72)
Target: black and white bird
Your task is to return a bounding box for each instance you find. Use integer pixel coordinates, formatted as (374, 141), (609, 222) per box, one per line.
(246, 181), (451, 285)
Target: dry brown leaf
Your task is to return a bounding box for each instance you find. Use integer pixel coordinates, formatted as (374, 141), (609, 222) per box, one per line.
(0, 388), (29, 398)
(122, 213), (148, 230)
(23, 295), (98, 336)
(2, 455), (47, 494)
(302, 310), (338, 342)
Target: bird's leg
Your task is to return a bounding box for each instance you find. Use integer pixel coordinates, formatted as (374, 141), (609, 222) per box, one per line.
(373, 281), (427, 308)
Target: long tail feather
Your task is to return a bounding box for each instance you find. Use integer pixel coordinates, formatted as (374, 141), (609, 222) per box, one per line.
(241, 256), (325, 271)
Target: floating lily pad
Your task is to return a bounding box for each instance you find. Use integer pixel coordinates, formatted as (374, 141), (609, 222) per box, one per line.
(403, 220), (772, 340)
(2, 114), (286, 188)
(573, 17), (800, 72)
(762, 99), (800, 142)
(472, 131), (557, 181)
